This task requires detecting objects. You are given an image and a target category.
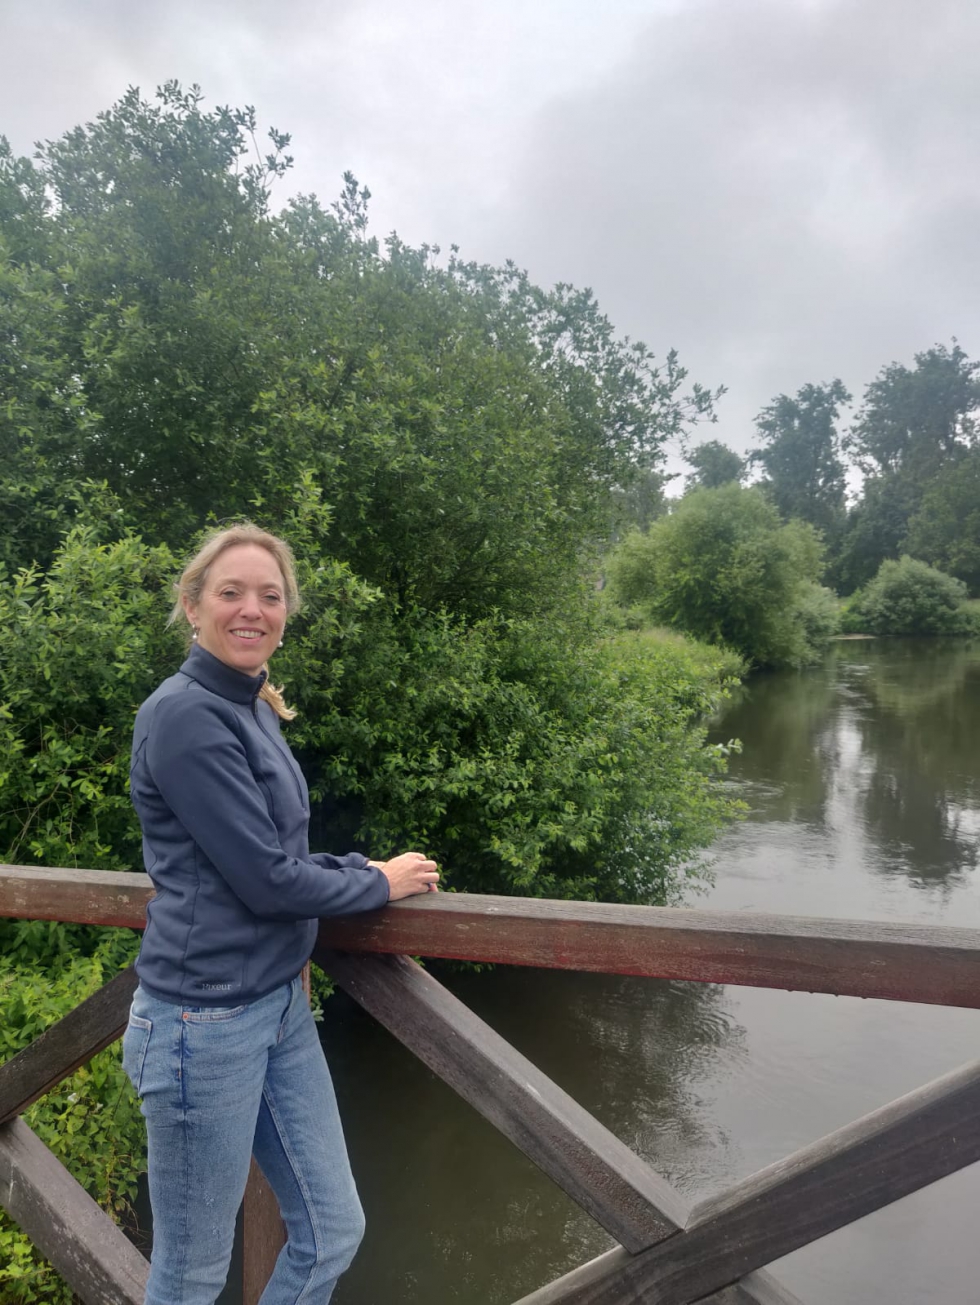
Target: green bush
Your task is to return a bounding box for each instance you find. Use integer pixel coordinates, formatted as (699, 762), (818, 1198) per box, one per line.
(838, 593), (868, 634)
(857, 556), (972, 635)
(791, 582), (841, 649)
(605, 485), (827, 668)
(0, 521), (177, 872)
(285, 588), (743, 903)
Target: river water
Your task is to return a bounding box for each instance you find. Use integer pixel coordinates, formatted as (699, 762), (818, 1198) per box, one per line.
(325, 637), (980, 1305)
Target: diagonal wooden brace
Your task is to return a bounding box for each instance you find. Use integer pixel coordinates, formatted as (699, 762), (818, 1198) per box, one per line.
(0, 964), (138, 1126)
(512, 1051), (980, 1303)
(315, 949), (804, 1304)
(316, 946), (686, 1251)
(0, 1117), (148, 1305)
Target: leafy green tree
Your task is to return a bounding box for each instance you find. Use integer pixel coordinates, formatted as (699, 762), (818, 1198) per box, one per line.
(607, 465), (669, 539)
(0, 79), (738, 898)
(847, 342), (980, 480)
(833, 474), (918, 594)
(684, 439), (745, 490)
(750, 380), (850, 538)
(856, 556), (972, 635)
(2, 85), (718, 621)
(905, 448), (980, 594)
(836, 344), (980, 590)
(606, 484), (829, 667)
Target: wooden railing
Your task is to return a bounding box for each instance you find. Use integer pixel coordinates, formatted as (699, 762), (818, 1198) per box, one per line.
(3, 864), (980, 1304)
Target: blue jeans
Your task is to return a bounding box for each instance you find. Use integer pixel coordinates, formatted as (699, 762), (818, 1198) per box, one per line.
(122, 975), (365, 1305)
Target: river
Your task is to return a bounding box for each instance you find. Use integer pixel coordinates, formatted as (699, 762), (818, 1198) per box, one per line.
(320, 637), (980, 1304)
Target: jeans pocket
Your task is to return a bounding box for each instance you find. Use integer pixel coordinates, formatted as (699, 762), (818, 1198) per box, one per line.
(181, 1004), (249, 1023)
(122, 1014), (152, 1096)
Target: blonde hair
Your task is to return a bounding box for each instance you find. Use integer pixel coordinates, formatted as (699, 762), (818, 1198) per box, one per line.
(170, 523), (300, 721)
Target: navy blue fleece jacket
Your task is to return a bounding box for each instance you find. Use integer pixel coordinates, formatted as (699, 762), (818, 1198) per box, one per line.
(130, 644), (389, 1006)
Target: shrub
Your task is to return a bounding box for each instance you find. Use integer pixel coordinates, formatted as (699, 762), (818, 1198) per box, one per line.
(838, 593), (868, 634)
(605, 485), (827, 668)
(857, 556), (971, 635)
(792, 583), (841, 650)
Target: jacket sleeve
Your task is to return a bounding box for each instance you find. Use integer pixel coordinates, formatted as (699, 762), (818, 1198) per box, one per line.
(144, 692), (390, 922)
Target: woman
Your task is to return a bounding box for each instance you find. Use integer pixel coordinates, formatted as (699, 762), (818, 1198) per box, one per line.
(122, 523), (438, 1305)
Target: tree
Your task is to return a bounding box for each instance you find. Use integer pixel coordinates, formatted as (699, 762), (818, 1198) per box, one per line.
(847, 342), (980, 481)
(834, 475), (915, 594)
(838, 343), (980, 590)
(905, 449), (980, 594)
(684, 439), (745, 490)
(606, 465), (669, 540)
(606, 484), (832, 668)
(0, 82), (732, 902)
(2, 86), (718, 615)
(750, 380), (850, 537)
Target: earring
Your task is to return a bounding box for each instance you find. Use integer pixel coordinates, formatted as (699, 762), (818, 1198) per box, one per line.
(192, 626), (199, 642)
(278, 638), (284, 647)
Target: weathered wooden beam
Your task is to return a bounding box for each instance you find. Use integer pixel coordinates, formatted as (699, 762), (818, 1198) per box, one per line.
(318, 894), (980, 1008)
(242, 1158), (285, 1305)
(512, 1257), (808, 1305)
(6, 868), (980, 1008)
(0, 965), (138, 1125)
(511, 1051), (980, 1304)
(0, 1117), (148, 1305)
(315, 947), (688, 1253)
(0, 866), (151, 928)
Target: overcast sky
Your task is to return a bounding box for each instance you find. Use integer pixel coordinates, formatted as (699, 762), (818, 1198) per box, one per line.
(3, 0), (979, 479)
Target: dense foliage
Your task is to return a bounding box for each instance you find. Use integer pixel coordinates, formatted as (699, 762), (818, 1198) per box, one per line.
(853, 557), (975, 636)
(0, 85), (740, 1293)
(0, 84), (728, 895)
(837, 344), (980, 592)
(684, 439), (745, 490)
(606, 485), (837, 668)
(750, 380), (850, 545)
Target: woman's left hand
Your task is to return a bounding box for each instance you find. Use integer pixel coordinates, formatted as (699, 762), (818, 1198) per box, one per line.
(369, 852), (440, 900)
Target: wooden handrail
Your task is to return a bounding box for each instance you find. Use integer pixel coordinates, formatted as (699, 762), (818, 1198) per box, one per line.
(3, 864), (980, 1006)
(5, 862), (980, 1305)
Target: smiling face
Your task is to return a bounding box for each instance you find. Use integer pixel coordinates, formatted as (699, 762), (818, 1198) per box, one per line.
(182, 543), (288, 677)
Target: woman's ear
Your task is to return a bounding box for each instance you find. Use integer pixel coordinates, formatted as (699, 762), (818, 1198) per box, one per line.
(181, 595), (197, 629)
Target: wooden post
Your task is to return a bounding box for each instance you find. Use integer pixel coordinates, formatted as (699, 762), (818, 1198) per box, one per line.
(242, 1159), (285, 1305)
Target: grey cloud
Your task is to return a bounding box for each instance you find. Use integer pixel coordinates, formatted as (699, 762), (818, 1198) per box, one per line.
(487, 0), (980, 457)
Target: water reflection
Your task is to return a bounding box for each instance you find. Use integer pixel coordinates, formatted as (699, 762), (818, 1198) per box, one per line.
(711, 639), (980, 896)
(326, 965), (748, 1304)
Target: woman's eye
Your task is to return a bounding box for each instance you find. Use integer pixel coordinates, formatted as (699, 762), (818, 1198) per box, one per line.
(263, 594), (283, 605)
(220, 589), (238, 599)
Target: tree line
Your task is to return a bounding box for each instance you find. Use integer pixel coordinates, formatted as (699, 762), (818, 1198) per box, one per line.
(606, 343), (980, 666)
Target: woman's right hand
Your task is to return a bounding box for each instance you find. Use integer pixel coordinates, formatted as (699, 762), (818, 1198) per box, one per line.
(374, 852), (440, 901)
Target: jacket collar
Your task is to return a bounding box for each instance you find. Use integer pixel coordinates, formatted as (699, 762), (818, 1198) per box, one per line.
(179, 643), (268, 705)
